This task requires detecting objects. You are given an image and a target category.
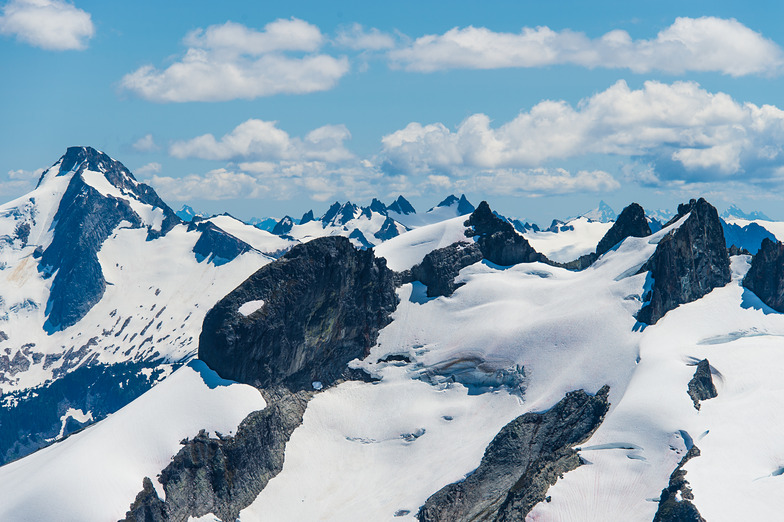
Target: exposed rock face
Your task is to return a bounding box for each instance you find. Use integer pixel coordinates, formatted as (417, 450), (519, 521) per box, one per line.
(122, 390), (309, 522)
(465, 202), (548, 267)
(198, 236), (398, 390)
(375, 216), (403, 241)
(39, 147), (180, 330)
(417, 386), (610, 522)
(388, 195), (416, 215)
(403, 242), (483, 298)
(653, 446), (706, 522)
(637, 198), (731, 325)
(743, 238), (784, 312)
(191, 221), (253, 266)
(271, 216), (295, 235)
(595, 203), (652, 257)
(124, 477), (166, 522)
(687, 359), (718, 410)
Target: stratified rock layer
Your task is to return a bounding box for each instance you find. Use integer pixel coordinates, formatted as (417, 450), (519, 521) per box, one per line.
(198, 236), (398, 390)
(417, 386), (610, 522)
(743, 237), (784, 312)
(637, 198), (730, 325)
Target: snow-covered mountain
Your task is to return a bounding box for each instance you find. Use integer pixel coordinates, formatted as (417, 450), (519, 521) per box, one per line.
(0, 147), (288, 464)
(3, 150), (784, 521)
(581, 199), (617, 222)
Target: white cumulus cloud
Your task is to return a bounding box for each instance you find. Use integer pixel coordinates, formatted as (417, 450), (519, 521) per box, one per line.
(169, 119), (354, 163)
(132, 134), (159, 152)
(389, 17), (784, 76)
(380, 80), (784, 186)
(0, 0), (94, 51)
(121, 18), (349, 102)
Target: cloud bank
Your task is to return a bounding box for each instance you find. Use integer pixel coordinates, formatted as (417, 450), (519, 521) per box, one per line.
(389, 17), (784, 76)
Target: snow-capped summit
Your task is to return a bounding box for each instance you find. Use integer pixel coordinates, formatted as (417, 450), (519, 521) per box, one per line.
(175, 205), (202, 222)
(0, 147), (281, 465)
(581, 200), (616, 222)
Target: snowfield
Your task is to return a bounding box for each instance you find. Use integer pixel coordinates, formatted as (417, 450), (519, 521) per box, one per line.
(2, 178), (784, 521)
(0, 361), (265, 521)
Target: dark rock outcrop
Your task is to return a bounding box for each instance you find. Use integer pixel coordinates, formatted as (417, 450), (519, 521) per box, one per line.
(191, 222), (253, 266)
(124, 477), (167, 522)
(403, 242), (483, 298)
(653, 446), (706, 522)
(742, 237), (784, 312)
(198, 236), (398, 390)
(687, 359), (718, 410)
(637, 199), (731, 325)
(596, 203), (652, 257)
(122, 390), (309, 522)
(418, 386), (610, 522)
(464, 201), (548, 267)
(561, 203), (652, 270)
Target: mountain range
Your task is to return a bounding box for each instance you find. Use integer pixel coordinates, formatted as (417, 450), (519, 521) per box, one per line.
(1, 148), (784, 521)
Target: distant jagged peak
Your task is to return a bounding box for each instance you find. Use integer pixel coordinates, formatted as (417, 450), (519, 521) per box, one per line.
(175, 205), (203, 222)
(581, 200), (616, 223)
(299, 210), (315, 224)
(722, 204), (770, 221)
(272, 216), (296, 236)
(429, 194), (475, 215)
(387, 195), (416, 215)
(321, 201), (361, 225)
(368, 198), (388, 216)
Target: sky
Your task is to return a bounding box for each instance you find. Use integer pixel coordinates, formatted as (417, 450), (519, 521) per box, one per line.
(2, 0), (784, 223)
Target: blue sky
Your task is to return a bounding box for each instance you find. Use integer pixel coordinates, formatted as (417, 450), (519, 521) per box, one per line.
(2, 0), (784, 223)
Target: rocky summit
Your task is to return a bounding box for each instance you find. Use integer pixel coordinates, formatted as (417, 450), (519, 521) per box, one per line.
(198, 236), (398, 390)
(465, 201), (548, 266)
(637, 198), (731, 325)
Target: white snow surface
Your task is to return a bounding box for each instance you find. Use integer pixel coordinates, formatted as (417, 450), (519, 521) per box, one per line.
(523, 216), (613, 262)
(725, 217), (784, 242)
(0, 361), (265, 522)
(238, 299), (265, 317)
(205, 215), (294, 255)
(373, 215), (469, 271)
(5, 184), (784, 522)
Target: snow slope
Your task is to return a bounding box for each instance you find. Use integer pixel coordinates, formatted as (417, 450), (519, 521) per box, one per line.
(0, 360), (265, 522)
(523, 216), (613, 262)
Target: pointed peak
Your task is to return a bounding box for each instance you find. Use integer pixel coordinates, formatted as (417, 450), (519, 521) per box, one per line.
(368, 198), (387, 215)
(300, 210), (315, 224)
(435, 194), (459, 208)
(388, 195), (416, 215)
(457, 194), (475, 215)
